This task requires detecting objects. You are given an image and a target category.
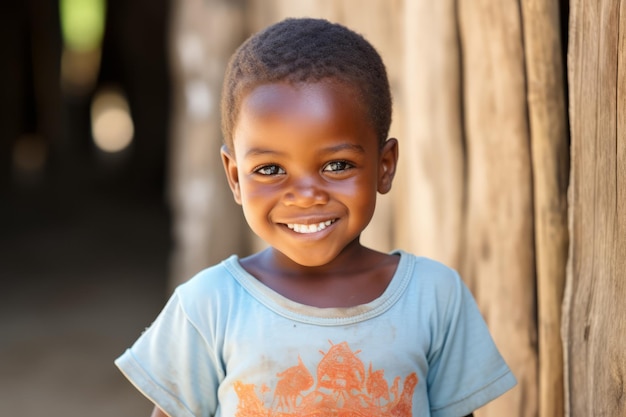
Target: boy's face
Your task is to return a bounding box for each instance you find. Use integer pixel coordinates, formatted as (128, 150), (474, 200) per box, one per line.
(221, 80), (397, 267)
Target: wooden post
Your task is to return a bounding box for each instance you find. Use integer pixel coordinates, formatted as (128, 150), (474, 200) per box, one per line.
(520, 1), (569, 416)
(458, 0), (537, 415)
(168, 0), (249, 288)
(563, 0), (626, 415)
(398, 0), (465, 268)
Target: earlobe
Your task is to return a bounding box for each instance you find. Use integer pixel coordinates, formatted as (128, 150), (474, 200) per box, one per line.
(378, 138), (399, 194)
(220, 145), (242, 204)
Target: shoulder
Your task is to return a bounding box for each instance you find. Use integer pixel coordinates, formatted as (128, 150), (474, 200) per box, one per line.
(395, 250), (471, 319)
(177, 255), (239, 290)
(397, 251), (463, 292)
(172, 255), (245, 319)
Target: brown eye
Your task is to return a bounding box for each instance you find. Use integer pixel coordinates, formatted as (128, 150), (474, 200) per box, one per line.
(323, 161), (353, 172)
(255, 165), (285, 176)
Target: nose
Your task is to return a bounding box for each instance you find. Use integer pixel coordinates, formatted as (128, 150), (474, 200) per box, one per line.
(282, 176), (329, 207)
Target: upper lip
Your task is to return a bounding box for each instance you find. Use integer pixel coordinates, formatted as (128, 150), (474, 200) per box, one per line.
(277, 215), (339, 225)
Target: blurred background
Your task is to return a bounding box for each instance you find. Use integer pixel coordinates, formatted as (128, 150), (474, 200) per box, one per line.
(1, 1), (624, 417)
(0, 0), (170, 415)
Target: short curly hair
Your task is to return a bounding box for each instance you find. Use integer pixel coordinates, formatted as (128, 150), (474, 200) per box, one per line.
(221, 17), (392, 150)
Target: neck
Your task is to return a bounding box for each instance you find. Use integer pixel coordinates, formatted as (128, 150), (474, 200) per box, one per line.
(239, 239), (400, 308)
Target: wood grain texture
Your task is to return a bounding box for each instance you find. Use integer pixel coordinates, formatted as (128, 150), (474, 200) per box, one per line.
(563, 0), (626, 415)
(396, 0), (465, 269)
(520, 1), (569, 416)
(458, 0), (537, 415)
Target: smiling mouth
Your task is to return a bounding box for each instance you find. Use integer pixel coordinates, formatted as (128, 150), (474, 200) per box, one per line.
(286, 219), (336, 234)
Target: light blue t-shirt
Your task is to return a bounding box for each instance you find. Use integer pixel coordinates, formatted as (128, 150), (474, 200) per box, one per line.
(115, 251), (516, 417)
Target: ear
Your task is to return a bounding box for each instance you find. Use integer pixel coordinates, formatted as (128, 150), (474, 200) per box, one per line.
(378, 138), (398, 194)
(221, 145), (242, 204)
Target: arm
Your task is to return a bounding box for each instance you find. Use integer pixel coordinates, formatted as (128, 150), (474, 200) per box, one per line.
(150, 406), (169, 417)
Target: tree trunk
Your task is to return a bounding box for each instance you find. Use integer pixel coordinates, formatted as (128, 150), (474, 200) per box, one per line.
(520, 1), (569, 416)
(563, 0), (626, 415)
(458, 1), (537, 415)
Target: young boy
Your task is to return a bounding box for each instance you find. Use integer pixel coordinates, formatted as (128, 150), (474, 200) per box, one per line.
(116, 18), (516, 417)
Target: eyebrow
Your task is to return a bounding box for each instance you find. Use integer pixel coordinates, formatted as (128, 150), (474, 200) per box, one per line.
(244, 147), (284, 158)
(244, 142), (366, 158)
(321, 143), (366, 154)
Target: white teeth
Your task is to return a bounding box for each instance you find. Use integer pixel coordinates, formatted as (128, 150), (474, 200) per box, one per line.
(287, 220), (335, 234)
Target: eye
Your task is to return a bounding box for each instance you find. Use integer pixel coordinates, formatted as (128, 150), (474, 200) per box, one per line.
(254, 164), (285, 176)
(323, 160), (354, 172)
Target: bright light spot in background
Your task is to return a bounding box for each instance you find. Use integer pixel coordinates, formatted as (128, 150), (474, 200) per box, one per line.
(185, 80), (213, 119)
(60, 0), (106, 52)
(91, 87), (134, 153)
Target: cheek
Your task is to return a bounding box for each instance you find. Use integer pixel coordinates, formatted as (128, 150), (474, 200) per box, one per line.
(338, 176), (379, 215)
(238, 185), (270, 231)
(238, 179), (281, 221)
(239, 179), (277, 202)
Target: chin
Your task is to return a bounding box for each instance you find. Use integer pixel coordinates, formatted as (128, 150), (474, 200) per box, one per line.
(282, 250), (338, 268)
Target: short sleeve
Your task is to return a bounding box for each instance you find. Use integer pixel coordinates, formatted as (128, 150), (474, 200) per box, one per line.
(115, 291), (222, 417)
(426, 272), (516, 417)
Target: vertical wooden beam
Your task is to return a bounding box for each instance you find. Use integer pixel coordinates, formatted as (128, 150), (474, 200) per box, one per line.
(398, 0), (464, 269)
(520, 1), (569, 416)
(563, 0), (626, 415)
(458, 1), (537, 415)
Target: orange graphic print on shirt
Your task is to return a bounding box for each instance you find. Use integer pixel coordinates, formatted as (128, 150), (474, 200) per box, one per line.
(234, 341), (418, 416)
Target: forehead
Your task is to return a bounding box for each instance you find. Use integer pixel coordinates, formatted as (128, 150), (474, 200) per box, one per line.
(234, 81), (376, 150)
